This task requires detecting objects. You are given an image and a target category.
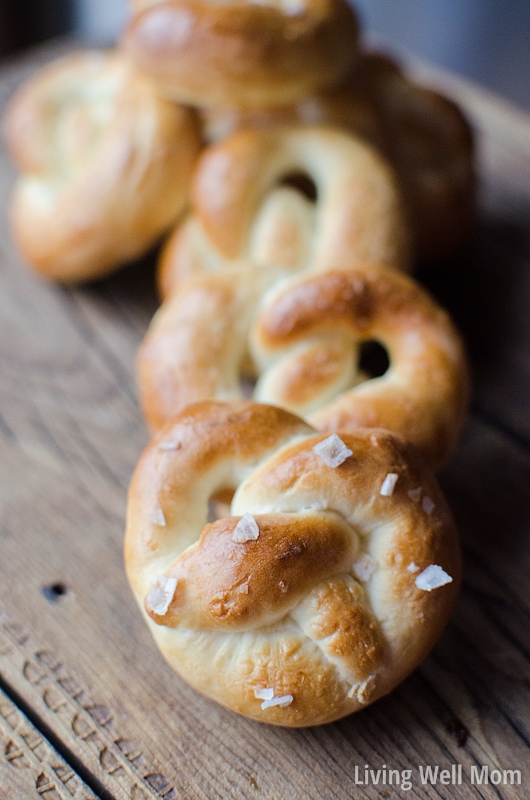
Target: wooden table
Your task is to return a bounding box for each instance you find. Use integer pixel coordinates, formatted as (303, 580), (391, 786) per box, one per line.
(0, 41), (528, 800)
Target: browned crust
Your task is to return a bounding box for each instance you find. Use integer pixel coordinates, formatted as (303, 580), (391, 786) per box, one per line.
(122, 0), (361, 109)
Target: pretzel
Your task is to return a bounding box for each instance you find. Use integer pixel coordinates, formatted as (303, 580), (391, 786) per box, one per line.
(355, 53), (475, 264)
(138, 263), (469, 470)
(125, 400), (461, 726)
(122, 0), (361, 110)
(201, 51), (475, 264)
(157, 125), (411, 298)
(3, 50), (201, 282)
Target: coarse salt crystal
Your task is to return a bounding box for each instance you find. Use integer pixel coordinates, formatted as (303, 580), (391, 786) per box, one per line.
(146, 575), (178, 615)
(408, 487), (423, 502)
(422, 496), (435, 515)
(415, 564), (453, 591)
(254, 687), (274, 701)
(312, 434), (352, 468)
(353, 553), (377, 582)
(158, 441), (180, 451)
(148, 507), (166, 527)
(232, 513), (260, 543)
(380, 473), (398, 496)
(261, 694), (294, 710)
(284, 0), (305, 16)
(407, 562), (420, 573)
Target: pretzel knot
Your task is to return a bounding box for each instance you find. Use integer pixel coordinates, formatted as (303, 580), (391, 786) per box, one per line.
(123, 0), (361, 109)
(125, 401), (460, 727)
(138, 263), (469, 469)
(157, 125), (411, 298)
(4, 50), (201, 282)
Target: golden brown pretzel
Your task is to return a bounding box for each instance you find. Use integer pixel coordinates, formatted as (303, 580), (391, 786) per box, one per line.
(201, 50), (475, 265)
(252, 267), (469, 470)
(122, 0), (361, 109)
(138, 263), (469, 470)
(157, 125), (411, 298)
(3, 50), (201, 282)
(125, 400), (461, 726)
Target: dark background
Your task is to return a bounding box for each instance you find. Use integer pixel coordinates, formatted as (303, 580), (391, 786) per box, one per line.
(0, 0), (529, 112)
(0, 0), (74, 55)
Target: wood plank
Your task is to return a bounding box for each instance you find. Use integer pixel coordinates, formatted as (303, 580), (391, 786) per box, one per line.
(0, 40), (528, 800)
(0, 685), (98, 799)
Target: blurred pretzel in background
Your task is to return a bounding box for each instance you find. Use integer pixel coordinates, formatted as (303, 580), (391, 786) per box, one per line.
(156, 124), (411, 298)
(122, 0), (361, 109)
(202, 50), (476, 265)
(3, 50), (202, 282)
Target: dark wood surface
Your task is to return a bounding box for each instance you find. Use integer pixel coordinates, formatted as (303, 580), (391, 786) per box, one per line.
(0, 41), (529, 800)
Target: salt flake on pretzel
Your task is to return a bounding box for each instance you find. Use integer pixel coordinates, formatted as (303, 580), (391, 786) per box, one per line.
(122, 0), (361, 109)
(125, 401), (461, 726)
(3, 50), (201, 282)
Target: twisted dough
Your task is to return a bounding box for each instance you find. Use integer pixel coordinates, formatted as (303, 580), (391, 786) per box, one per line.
(138, 263), (469, 469)
(125, 401), (461, 726)
(157, 125), (411, 297)
(4, 50), (201, 282)
(122, 0), (361, 109)
(202, 51), (475, 264)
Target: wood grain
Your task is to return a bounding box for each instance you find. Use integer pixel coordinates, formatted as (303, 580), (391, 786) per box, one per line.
(0, 40), (529, 800)
(0, 685), (98, 799)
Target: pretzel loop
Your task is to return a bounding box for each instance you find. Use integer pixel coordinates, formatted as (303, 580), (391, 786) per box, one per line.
(158, 126), (411, 298)
(252, 266), (470, 469)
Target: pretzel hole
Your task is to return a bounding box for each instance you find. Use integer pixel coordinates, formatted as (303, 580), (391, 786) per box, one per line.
(279, 172), (318, 202)
(357, 340), (390, 379)
(240, 374), (257, 399)
(208, 488), (235, 522)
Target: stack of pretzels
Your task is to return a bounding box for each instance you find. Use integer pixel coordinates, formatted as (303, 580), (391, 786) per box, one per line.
(4, 1), (474, 726)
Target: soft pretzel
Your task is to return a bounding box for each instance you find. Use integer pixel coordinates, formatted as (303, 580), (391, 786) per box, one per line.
(138, 263), (469, 470)
(125, 400), (461, 726)
(201, 51), (475, 265)
(3, 50), (202, 282)
(122, 0), (361, 110)
(355, 53), (475, 264)
(157, 125), (411, 298)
